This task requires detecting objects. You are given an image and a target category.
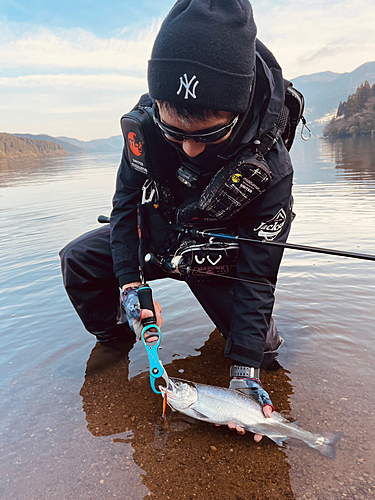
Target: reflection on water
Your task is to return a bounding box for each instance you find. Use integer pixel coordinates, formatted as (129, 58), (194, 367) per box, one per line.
(1, 137), (375, 499)
(323, 135), (375, 177)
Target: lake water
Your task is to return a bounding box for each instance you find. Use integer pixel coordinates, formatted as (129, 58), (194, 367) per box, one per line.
(1, 136), (375, 500)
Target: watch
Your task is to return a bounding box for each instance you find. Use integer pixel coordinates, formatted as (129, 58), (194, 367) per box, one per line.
(230, 365), (260, 380)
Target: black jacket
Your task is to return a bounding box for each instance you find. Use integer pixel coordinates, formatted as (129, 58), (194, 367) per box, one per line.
(110, 41), (294, 367)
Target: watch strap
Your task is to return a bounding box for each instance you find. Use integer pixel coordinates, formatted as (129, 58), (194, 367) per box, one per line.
(230, 365), (260, 380)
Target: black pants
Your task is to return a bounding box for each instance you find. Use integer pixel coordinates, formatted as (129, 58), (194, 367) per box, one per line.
(59, 225), (282, 359)
(59, 225), (237, 343)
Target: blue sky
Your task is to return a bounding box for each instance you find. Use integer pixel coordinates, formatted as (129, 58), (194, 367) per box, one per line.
(1, 0), (171, 37)
(1, 0), (375, 140)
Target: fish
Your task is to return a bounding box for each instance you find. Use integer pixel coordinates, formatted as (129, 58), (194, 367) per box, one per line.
(160, 378), (343, 458)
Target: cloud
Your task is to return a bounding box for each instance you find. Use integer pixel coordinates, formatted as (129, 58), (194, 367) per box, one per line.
(253, 0), (375, 78)
(0, 74), (146, 90)
(0, 22), (160, 72)
(0, 85), (144, 140)
(297, 44), (345, 65)
(0, 22), (155, 139)
(45, 105), (112, 115)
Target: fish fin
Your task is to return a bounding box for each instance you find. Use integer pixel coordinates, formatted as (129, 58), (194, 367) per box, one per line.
(269, 435), (288, 447)
(247, 426), (288, 447)
(192, 409), (210, 420)
(320, 431), (344, 446)
(316, 444), (335, 459)
(307, 431), (344, 458)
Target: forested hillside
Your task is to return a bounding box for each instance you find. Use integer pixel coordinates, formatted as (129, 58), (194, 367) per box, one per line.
(0, 133), (69, 159)
(323, 81), (375, 137)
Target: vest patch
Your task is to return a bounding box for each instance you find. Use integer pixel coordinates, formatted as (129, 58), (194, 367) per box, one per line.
(131, 158), (148, 175)
(254, 209), (286, 241)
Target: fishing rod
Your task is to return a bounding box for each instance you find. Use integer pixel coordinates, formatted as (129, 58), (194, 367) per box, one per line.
(189, 228), (375, 262)
(97, 215), (375, 262)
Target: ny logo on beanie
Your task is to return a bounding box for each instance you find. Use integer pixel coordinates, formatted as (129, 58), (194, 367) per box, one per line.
(177, 74), (199, 99)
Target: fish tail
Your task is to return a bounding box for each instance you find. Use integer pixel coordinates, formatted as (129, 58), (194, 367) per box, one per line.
(310, 431), (344, 458)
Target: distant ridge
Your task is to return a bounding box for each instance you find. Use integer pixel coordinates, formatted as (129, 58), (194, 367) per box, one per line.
(14, 133), (85, 154)
(14, 133), (123, 153)
(57, 135), (123, 153)
(0, 133), (69, 159)
(12, 133), (123, 154)
(291, 61), (375, 134)
(293, 71), (341, 85)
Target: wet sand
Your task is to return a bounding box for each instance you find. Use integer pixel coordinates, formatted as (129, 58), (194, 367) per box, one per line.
(81, 329), (295, 500)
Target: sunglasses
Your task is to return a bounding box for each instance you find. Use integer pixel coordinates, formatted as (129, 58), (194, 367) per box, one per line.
(152, 105), (239, 144)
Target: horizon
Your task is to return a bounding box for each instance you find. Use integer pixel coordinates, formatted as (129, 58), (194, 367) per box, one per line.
(1, 0), (375, 141)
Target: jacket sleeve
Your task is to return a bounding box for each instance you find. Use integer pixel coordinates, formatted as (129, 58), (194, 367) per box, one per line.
(110, 147), (146, 285)
(224, 146), (294, 368)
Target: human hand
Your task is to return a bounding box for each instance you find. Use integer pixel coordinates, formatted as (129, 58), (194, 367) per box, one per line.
(226, 403), (273, 441)
(228, 377), (274, 441)
(122, 286), (163, 341)
(140, 301), (163, 343)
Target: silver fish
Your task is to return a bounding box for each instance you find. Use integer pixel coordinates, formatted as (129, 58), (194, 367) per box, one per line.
(160, 378), (343, 458)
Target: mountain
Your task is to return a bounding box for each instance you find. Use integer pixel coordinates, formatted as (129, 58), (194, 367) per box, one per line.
(323, 81), (375, 137)
(294, 71), (341, 85)
(291, 61), (375, 135)
(15, 133), (123, 153)
(14, 134), (85, 154)
(0, 133), (69, 159)
(57, 135), (123, 153)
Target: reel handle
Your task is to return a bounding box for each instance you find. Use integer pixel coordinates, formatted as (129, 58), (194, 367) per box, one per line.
(97, 215), (110, 224)
(144, 253), (161, 267)
(138, 283), (157, 327)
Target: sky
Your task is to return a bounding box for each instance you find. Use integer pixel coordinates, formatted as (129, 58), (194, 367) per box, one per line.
(1, 0), (375, 141)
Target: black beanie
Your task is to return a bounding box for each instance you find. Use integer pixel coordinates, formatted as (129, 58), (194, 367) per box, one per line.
(148, 0), (257, 114)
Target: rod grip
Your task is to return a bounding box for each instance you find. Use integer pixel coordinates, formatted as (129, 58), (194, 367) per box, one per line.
(138, 284), (157, 326)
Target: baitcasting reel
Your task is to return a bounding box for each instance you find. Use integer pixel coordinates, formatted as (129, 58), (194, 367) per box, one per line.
(144, 251), (191, 275)
(144, 237), (239, 279)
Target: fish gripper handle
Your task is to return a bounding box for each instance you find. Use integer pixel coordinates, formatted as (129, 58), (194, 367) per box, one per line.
(138, 283), (157, 327)
(138, 283), (165, 394)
